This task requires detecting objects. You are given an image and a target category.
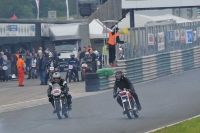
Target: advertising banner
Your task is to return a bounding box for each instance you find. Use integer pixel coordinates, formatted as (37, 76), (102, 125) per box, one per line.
(186, 30), (192, 44)
(180, 29), (186, 43)
(174, 30), (180, 41)
(0, 23), (35, 37)
(158, 32), (165, 51)
(148, 33), (154, 45)
(168, 30), (174, 42)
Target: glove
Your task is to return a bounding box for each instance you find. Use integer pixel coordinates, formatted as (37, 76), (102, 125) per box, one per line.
(47, 93), (51, 97)
(62, 88), (68, 94)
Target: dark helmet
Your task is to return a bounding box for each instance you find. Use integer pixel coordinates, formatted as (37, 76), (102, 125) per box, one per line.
(115, 70), (124, 81)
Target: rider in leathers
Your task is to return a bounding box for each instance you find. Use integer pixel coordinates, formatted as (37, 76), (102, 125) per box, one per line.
(45, 56), (59, 84)
(47, 72), (72, 114)
(113, 71), (142, 112)
(66, 53), (79, 82)
(83, 52), (92, 68)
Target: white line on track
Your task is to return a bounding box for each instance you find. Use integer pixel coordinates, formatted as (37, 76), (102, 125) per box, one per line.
(0, 90), (110, 114)
(145, 114), (200, 133)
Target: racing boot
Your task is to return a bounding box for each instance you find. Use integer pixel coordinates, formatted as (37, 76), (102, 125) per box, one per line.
(53, 109), (56, 114)
(137, 103), (142, 111)
(68, 104), (72, 111)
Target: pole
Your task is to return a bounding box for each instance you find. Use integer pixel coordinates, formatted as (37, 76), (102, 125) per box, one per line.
(66, 0), (69, 20)
(76, 0), (79, 19)
(35, 0), (39, 20)
(37, 7), (39, 20)
(130, 9), (135, 28)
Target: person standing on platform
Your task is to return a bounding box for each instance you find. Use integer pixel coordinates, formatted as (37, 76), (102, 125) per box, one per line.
(16, 55), (25, 87)
(107, 27), (126, 67)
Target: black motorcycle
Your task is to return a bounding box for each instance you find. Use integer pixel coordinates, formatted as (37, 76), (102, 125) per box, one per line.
(66, 64), (76, 82)
(52, 83), (69, 119)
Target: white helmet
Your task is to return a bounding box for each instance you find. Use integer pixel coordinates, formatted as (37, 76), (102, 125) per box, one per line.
(70, 52), (75, 58)
(94, 50), (99, 55)
(85, 52), (90, 57)
(53, 72), (61, 83)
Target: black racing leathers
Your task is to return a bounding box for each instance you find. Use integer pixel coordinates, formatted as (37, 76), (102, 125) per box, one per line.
(83, 57), (92, 69)
(47, 79), (72, 108)
(113, 77), (141, 108)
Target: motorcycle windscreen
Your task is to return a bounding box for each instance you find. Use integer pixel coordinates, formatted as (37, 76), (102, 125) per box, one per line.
(52, 83), (62, 96)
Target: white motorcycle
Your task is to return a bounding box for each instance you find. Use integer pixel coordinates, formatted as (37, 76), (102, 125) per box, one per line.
(51, 83), (69, 119)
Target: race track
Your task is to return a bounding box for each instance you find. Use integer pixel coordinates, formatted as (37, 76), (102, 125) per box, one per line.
(1, 69), (200, 133)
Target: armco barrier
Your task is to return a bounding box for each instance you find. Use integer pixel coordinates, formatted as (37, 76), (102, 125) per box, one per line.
(97, 46), (200, 91)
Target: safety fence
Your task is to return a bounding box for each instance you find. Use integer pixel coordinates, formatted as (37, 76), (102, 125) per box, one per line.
(98, 46), (200, 91)
(119, 21), (200, 60)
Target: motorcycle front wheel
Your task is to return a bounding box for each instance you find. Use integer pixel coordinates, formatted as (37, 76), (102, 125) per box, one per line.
(62, 98), (69, 118)
(124, 101), (132, 119)
(55, 100), (62, 119)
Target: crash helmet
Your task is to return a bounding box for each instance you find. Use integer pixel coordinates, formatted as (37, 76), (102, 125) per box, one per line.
(115, 70), (124, 81)
(70, 52), (75, 58)
(85, 52), (90, 58)
(49, 54), (54, 60)
(53, 72), (61, 83)
(94, 50), (99, 55)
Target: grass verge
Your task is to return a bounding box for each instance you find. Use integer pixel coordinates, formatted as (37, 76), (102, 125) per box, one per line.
(153, 116), (200, 133)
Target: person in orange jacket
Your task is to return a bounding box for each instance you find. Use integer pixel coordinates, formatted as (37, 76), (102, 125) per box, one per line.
(107, 27), (126, 67)
(88, 45), (93, 52)
(16, 55), (25, 87)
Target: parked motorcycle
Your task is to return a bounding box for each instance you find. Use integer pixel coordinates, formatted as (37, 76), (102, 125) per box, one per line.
(51, 83), (69, 119)
(0, 66), (8, 81)
(81, 61), (92, 81)
(66, 64), (76, 82)
(115, 88), (139, 119)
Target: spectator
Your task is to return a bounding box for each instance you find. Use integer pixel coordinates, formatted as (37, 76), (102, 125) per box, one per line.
(4, 49), (11, 61)
(36, 52), (47, 85)
(44, 47), (50, 58)
(25, 50), (32, 74)
(89, 49), (96, 62)
(19, 48), (23, 54)
(12, 51), (20, 77)
(52, 48), (60, 62)
(89, 50), (97, 72)
(79, 47), (87, 63)
(88, 45), (93, 52)
(1, 52), (8, 81)
(38, 47), (42, 54)
(31, 48), (36, 55)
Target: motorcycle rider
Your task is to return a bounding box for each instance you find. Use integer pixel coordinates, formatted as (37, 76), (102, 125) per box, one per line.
(46, 56), (59, 84)
(47, 72), (72, 114)
(66, 52), (79, 82)
(113, 70), (142, 113)
(28, 53), (38, 79)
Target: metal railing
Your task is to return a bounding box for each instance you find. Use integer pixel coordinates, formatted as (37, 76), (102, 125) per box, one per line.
(120, 21), (200, 60)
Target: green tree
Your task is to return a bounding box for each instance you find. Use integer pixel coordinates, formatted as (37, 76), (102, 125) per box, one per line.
(0, 0), (76, 19)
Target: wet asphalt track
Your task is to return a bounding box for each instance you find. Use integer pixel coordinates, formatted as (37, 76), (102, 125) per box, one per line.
(0, 69), (200, 133)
